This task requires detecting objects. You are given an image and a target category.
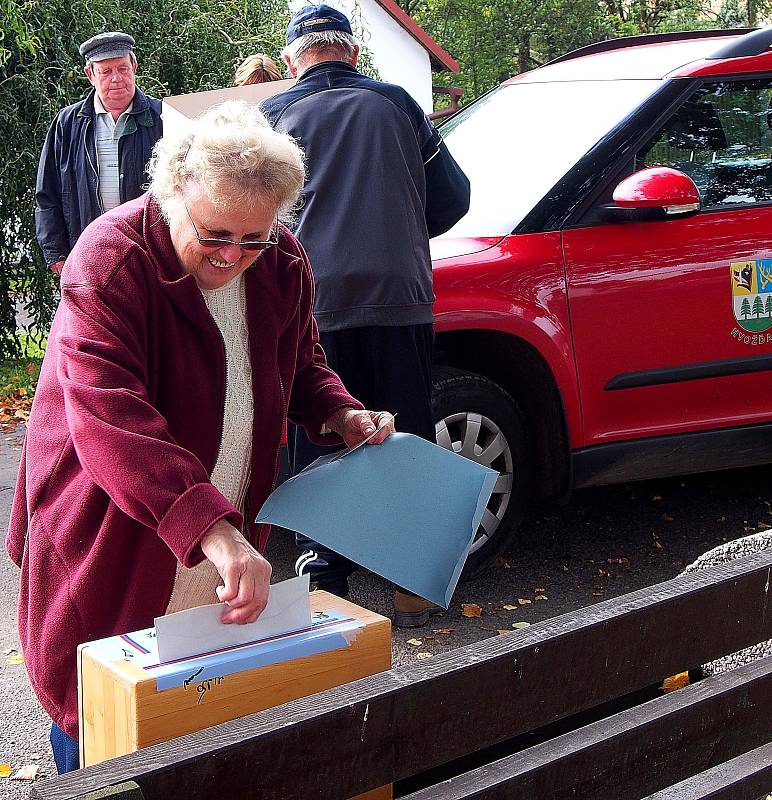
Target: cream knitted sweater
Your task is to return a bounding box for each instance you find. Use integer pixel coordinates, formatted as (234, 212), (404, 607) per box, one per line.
(166, 272), (254, 613)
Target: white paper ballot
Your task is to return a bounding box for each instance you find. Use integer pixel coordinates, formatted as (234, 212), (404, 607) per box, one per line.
(154, 574), (311, 663)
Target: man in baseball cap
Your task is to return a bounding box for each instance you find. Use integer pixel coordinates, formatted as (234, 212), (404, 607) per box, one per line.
(262, 6), (470, 627)
(284, 4), (353, 44)
(35, 31), (163, 275)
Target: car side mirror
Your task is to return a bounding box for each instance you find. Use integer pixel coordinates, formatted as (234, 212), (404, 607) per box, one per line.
(601, 167), (701, 222)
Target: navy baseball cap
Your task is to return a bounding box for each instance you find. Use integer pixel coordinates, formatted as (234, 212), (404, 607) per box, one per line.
(285, 5), (353, 46)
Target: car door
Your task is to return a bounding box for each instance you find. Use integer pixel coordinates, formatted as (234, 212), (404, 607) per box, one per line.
(562, 77), (772, 449)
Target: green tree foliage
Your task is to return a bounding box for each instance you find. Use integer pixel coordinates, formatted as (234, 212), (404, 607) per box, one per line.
(0, 0), (290, 358)
(404, 0), (771, 112)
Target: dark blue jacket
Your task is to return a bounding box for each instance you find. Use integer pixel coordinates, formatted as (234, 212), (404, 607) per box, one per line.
(261, 62), (470, 332)
(35, 88), (162, 268)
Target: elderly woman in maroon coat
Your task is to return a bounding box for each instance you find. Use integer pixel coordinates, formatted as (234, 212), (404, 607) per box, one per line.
(6, 100), (394, 772)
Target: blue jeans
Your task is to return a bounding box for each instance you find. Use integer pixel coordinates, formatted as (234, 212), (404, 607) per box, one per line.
(50, 723), (79, 773)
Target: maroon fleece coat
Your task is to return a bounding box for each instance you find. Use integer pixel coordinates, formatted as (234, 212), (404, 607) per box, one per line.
(6, 193), (361, 738)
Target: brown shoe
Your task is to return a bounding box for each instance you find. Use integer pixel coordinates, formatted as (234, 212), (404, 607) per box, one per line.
(393, 591), (443, 628)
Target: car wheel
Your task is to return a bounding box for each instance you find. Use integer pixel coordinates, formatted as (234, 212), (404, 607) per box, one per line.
(432, 366), (531, 577)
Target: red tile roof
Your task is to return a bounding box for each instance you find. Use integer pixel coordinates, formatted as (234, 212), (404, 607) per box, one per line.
(373, 0), (460, 72)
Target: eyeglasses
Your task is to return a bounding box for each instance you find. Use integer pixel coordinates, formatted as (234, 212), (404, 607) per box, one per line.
(183, 201), (279, 253)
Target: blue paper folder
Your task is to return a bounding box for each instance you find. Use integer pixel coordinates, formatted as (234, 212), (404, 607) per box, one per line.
(255, 432), (498, 608)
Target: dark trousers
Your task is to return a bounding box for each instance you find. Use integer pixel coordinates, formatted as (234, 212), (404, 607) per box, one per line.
(50, 723), (79, 773)
(289, 324), (435, 596)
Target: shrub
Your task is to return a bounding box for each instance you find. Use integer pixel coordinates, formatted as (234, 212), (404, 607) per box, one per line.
(0, 0), (291, 358)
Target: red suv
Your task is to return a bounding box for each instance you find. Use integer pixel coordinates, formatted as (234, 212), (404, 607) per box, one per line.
(431, 27), (772, 574)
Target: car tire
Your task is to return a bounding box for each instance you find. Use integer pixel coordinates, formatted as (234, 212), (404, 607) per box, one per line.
(432, 366), (531, 578)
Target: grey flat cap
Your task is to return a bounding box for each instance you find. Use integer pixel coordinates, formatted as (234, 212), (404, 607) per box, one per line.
(79, 32), (135, 63)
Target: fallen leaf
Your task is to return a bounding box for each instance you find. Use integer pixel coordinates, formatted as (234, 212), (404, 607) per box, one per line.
(25, 362), (37, 375)
(651, 495), (663, 501)
(462, 603), (482, 618)
(662, 672), (690, 693)
(654, 541), (663, 549)
(432, 628), (453, 635)
(534, 587), (546, 593)
(495, 557), (511, 569)
(517, 598), (531, 605)
(11, 764), (39, 781)
(592, 591), (605, 597)
(560, 564), (569, 572)
(511, 621), (531, 629)
(497, 629), (511, 635)
(502, 604), (518, 611)
(416, 652), (432, 660)
(0, 764), (12, 778)
(662, 515), (674, 522)
(406, 638), (422, 646)
(535, 595), (548, 601)
(6, 653), (24, 665)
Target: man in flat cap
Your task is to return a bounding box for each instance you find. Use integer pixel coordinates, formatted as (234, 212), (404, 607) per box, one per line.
(261, 5), (470, 627)
(35, 32), (162, 275)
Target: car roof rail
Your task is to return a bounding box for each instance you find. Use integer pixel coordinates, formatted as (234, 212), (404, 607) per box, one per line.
(706, 25), (772, 59)
(546, 28), (752, 66)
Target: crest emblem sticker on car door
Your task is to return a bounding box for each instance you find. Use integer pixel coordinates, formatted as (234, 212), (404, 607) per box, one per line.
(730, 259), (772, 333)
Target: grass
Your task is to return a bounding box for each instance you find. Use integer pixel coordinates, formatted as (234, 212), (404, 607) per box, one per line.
(0, 356), (43, 394)
(0, 334), (46, 429)
(0, 335), (46, 391)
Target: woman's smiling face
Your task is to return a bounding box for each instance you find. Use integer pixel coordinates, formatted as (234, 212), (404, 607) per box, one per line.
(169, 183), (277, 291)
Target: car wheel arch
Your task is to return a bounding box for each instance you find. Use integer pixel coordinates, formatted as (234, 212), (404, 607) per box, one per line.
(433, 328), (572, 502)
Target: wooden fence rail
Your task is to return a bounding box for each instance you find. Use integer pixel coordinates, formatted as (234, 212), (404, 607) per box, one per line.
(641, 742), (772, 800)
(32, 550), (772, 800)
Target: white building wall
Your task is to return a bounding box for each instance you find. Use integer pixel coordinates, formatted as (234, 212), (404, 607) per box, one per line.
(289, 0), (435, 113)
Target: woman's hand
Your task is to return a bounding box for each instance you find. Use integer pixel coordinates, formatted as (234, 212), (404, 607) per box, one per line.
(325, 408), (396, 448)
(200, 520), (272, 624)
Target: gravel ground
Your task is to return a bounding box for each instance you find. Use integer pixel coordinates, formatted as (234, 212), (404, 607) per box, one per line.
(1, 422), (770, 796)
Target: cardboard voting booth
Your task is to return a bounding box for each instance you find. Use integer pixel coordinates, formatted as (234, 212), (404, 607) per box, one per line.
(78, 591), (392, 800)
(162, 80), (295, 134)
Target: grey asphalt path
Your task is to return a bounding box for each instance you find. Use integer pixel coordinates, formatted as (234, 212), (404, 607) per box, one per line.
(1, 421), (770, 795)
(1, 427), (54, 796)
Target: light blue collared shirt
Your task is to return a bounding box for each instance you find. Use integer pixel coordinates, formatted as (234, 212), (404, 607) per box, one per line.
(93, 94), (133, 212)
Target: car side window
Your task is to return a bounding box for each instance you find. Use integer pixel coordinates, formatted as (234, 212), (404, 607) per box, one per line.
(636, 80), (772, 208)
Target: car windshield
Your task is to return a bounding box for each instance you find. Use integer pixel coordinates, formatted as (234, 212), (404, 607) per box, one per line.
(437, 79), (662, 238)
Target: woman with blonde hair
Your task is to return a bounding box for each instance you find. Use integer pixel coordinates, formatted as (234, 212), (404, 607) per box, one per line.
(7, 100), (393, 773)
(234, 53), (283, 85)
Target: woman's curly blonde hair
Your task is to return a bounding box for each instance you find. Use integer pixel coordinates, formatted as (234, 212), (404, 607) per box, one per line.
(148, 100), (304, 221)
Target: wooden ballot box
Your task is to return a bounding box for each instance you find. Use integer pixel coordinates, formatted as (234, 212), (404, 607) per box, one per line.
(78, 592), (392, 799)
